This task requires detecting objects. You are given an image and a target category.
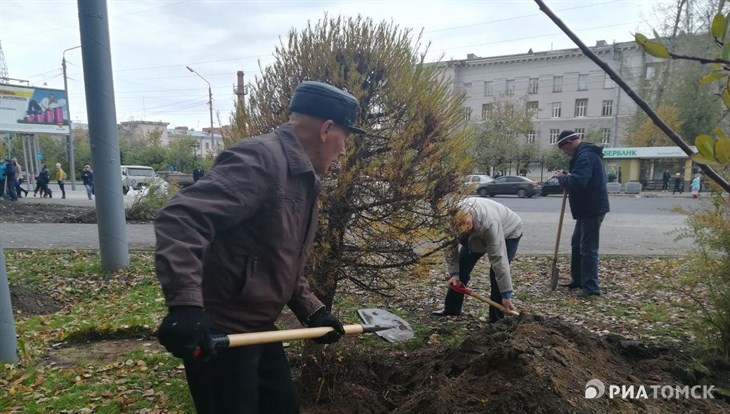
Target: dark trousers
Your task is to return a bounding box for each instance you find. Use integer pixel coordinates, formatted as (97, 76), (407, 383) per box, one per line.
(183, 341), (298, 414)
(569, 214), (604, 295)
(443, 235), (521, 322)
(662, 180), (669, 191)
(672, 180), (683, 194)
(57, 181), (65, 198)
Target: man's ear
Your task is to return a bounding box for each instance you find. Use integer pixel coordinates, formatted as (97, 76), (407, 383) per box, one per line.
(319, 119), (336, 142)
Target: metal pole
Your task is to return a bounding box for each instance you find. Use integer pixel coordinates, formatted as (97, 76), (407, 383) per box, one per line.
(33, 134), (40, 178)
(63, 46), (80, 191)
(0, 228), (19, 363)
(186, 66), (215, 152)
(78, 0), (129, 271)
(21, 134), (31, 191)
(208, 84), (214, 152)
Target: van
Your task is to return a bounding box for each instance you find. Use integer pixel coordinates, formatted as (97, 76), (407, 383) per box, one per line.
(121, 165), (168, 194)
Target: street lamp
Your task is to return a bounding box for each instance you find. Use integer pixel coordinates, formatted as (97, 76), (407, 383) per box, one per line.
(186, 66), (215, 154)
(63, 45), (81, 191)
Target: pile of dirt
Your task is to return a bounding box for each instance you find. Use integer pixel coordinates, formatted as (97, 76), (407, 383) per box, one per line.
(9, 283), (65, 316)
(0, 200), (95, 224)
(301, 314), (727, 413)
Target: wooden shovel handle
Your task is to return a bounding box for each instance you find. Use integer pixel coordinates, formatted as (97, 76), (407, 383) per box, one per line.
(223, 324), (365, 348)
(450, 284), (520, 316)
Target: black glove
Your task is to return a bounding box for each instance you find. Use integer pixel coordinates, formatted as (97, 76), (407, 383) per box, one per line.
(157, 306), (216, 359)
(308, 307), (346, 344)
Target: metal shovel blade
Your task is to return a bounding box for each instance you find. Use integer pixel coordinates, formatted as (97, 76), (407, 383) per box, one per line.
(357, 308), (414, 343)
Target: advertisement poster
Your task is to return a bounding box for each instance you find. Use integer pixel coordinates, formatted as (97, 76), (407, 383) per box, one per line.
(0, 84), (71, 134)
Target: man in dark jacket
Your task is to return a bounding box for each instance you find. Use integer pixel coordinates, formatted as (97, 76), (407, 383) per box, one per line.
(155, 81), (366, 413)
(192, 166), (205, 183)
(553, 130), (609, 298)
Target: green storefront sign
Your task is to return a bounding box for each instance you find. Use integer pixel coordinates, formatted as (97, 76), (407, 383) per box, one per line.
(602, 149), (637, 158)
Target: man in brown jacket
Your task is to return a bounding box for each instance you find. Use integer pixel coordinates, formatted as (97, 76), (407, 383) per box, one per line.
(155, 81), (365, 413)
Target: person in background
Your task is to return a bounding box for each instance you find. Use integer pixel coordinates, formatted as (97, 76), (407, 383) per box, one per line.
(553, 130), (609, 298)
(81, 165), (94, 200)
(433, 197), (522, 322)
(4, 158), (17, 201)
(0, 157), (6, 198)
(192, 166), (205, 183)
(672, 172), (683, 195)
(662, 169), (671, 192)
(155, 81), (365, 413)
(35, 164), (52, 198)
(55, 163), (67, 199)
(691, 174), (701, 198)
(12, 158), (28, 198)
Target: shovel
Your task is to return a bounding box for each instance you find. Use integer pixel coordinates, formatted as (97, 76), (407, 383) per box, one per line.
(195, 308), (413, 356)
(549, 188), (568, 291)
(450, 283), (520, 316)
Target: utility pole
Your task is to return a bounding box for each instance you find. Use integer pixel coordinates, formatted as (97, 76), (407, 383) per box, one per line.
(78, 0), (129, 271)
(63, 45), (81, 190)
(186, 66), (215, 152)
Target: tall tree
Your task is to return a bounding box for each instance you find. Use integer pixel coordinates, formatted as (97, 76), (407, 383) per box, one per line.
(625, 105), (684, 146)
(472, 100), (534, 175)
(233, 15), (472, 310)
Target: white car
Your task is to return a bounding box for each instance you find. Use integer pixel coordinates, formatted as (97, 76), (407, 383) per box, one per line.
(121, 165), (168, 194)
(464, 174), (493, 193)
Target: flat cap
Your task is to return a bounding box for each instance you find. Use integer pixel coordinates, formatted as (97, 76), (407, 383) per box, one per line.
(289, 81), (366, 135)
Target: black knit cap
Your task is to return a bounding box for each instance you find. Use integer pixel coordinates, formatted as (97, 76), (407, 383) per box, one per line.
(289, 81), (366, 135)
(556, 130), (580, 147)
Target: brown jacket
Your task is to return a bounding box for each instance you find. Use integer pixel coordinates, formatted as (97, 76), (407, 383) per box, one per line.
(155, 124), (324, 333)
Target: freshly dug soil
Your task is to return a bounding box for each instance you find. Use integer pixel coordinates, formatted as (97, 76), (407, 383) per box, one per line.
(0, 200), (150, 223)
(299, 314), (728, 413)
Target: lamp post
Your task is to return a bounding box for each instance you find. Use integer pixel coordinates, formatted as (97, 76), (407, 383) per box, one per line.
(63, 45), (81, 190)
(186, 66), (214, 154)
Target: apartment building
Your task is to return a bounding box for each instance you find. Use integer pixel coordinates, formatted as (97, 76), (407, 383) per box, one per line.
(441, 40), (659, 150)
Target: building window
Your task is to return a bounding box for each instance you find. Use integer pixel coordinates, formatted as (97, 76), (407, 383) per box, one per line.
(463, 107), (472, 121)
(463, 82), (471, 97)
(578, 74), (588, 91)
(602, 100), (614, 116)
(484, 81), (493, 96)
(552, 75), (563, 93)
(601, 128), (611, 144)
(526, 101), (539, 117)
(205, 142), (210, 150)
(526, 130), (536, 144)
(528, 78), (539, 94)
(604, 73), (615, 88)
(551, 102), (561, 118)
(549, 129), (560, 145)
(505, 79), (515, 95)
(481, 103), (493, 120)
(575, 99), (588, 117)
(575, 128), (585, 139)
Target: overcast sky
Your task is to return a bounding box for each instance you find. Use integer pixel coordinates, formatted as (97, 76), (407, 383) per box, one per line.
(0, 0), (658, 131)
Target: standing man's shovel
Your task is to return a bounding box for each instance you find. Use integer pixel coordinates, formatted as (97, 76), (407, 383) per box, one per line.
(550, 188), (569, 290)
(195, 308), (413, 356)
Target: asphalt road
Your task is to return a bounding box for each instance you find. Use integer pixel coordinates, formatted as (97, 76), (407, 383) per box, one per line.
(0, 185), (703, 256)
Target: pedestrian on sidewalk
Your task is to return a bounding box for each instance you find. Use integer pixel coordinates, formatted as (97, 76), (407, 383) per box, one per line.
(35, 164), (52, 198)
(662, 169), (671, 191)
(12, 158), (28, 198)
(81, 165), (94, 200)
(672, 173), (683, 194)
(4, 158), (18, 201)
(691, 174), (701, 198)
(553, 130), (609, 298)
(55, 163), (67, 199)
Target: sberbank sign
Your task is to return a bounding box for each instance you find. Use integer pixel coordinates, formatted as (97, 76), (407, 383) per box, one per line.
(603, 149), (637, 158)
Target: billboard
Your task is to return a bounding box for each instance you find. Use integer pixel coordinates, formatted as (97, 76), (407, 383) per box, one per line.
(0, 84), (71, 134)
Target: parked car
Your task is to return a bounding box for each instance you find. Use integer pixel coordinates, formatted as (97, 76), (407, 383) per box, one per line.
(475, 175), (542, 198)
(121, 165), (168, 194)
(539, 177), (564, 196)
(464, 174), (494, 193)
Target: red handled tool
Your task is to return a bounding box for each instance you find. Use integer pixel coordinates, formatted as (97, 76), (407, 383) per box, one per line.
(450, 283), (520, 316)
